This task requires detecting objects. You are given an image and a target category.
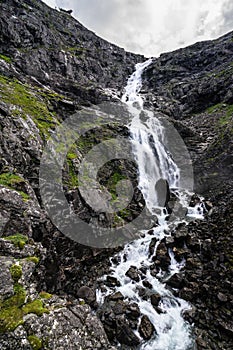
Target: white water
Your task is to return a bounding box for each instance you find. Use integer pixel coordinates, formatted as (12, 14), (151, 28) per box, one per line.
(97, 59), (203, 349)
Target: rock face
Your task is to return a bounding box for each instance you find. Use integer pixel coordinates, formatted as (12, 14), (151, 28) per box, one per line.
(0, 236), (116, 350)
(0, 0), (143, 99)
(0, 0), (232, 349)
(142, 32), (233, 118)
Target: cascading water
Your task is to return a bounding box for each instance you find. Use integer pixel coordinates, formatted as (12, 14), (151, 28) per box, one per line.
(97, 59), (203, 349)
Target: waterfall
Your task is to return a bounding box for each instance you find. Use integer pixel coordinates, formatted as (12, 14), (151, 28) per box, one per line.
(97, 59), (202, 350)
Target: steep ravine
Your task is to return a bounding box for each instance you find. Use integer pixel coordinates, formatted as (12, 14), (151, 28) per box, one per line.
(0, 0), (232, 349)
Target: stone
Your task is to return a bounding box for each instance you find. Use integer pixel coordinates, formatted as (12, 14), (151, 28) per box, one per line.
(139, 315), (156, 340)
(108, 292), (124, 301)
(0, 257), (14, 299)
(150, 293), (161, 307)
(217, 292), (228, 302)
(126, 303), (141, 319)
(76, 286), (96, 305)
(125, 266), (140, 282)
(166, 273), (185, 289)
(116, 317), (140, 346)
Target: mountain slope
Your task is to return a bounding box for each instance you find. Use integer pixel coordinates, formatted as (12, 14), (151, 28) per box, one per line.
(0, 1), (232, 349)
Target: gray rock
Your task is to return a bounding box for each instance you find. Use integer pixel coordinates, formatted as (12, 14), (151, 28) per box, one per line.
(0, 256), (14, 299)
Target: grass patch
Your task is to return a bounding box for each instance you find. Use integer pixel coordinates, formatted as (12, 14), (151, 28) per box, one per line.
(3, 234), (28, 250)
(0, 54), (11, 63)
(0, 75), (57, 138)
(66, 46), (86, 57)
(206, 103), (233, 127)
(0, 172), (30, 200)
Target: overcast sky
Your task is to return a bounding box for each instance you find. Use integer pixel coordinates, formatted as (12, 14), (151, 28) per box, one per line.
(43, 0), (233, 57)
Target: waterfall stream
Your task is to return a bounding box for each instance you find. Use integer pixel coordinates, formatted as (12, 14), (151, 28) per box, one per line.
(97, 59), (203, 350)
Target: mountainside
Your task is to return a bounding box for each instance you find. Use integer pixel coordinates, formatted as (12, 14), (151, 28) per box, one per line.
(0, 1), (232, 350)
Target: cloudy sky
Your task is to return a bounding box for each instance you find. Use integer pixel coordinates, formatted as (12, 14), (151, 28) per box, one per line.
(43, 0), (233, 57)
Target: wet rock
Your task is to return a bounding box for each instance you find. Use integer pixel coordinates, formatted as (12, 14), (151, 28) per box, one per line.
(139, 315), (156, 340)
(112, 301), (127, 315)
(126, 303), (141, 319)
(116, 316), (140, 346)
(151, 293), (161, 307)
(76, 286), (96, 306)
(108, 292), (124, 301)
(142, 280), (153, 289)
(154, 178), (170, 207)
(125, 266), (140, 282)
(167, 273), (185, 289)
(149, 237), (158, 256)
(106, 276), (121, 287)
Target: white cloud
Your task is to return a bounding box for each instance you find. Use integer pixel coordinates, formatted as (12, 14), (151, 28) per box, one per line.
(43, 0), (57, 8)
(43, 0), (233, 56)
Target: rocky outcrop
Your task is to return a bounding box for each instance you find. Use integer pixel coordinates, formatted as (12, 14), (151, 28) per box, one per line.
(142, 31), (233, 118)
(0, 0), (143, 101)
(0, 235), (116, 350)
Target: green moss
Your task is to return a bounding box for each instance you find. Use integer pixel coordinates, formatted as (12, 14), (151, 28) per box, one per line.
(0, 284), (49, 333)
(10, 264), (22, 282)
(67, 152), (78, 160)
(107, 172), (127, 201)
(22, 299), (49, 316)
(26, 256), (40, 264)
(5, 284), (27, 308)
(206, 103), (233, 133)
(27, 335), (43, 350)
(39, 291), (52, 300)
(219, 104), (233, 127)
(0, 284), (26, 333)
(0, 75), (57, 138)
(0, 172), (24, 187)
(66, 46), (86, 57)
(4, 234), (28, 250)
(0, 173), (30, 201)
(0, 54), (12, 63)
(206, 102), (223, 114)
(0, 306), (24, 332)
(65, 158), (79, 189)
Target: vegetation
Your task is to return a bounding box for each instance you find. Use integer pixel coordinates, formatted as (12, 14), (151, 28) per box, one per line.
(0, 74), (58, 138)
(39, 291), (52, 300)
(66, 46), (86, 58)
(26, 256), (40, 264)
(27, 335), (43, 350)
(3, 234), (28, 250)
(22, 299), (49, 316)
(10, 264), (22, 282)
(207, 103), (233, 128)
(0, 172), (30, 200)
(0, 293), (49, 333)
(0, 54), (11, 63)
(107, 172), (128, 201)
(0, 284), (26, 332)
(0, 261), (49, 333)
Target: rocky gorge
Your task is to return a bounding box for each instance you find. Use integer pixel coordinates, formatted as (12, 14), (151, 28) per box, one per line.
(0, 0), (232, 349)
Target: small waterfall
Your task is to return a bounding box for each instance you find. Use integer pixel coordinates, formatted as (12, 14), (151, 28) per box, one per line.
(98, 59), (201, 350)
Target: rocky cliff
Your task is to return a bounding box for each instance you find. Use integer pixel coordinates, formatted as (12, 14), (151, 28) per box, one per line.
(0, 0), (232, 349)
